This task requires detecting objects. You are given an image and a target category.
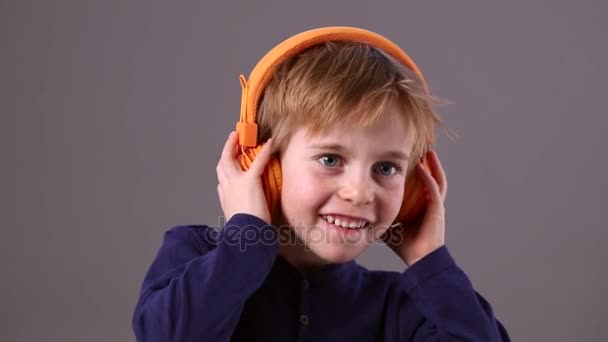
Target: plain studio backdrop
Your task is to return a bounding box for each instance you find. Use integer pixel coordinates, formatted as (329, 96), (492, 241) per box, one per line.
(1, 1), (606, 341)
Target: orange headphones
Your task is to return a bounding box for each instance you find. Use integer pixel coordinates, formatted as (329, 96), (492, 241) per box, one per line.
(235, 26), (434, 226)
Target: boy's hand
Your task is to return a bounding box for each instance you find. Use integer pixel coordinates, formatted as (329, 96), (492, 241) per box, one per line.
(381, 150), (448, 266)
(216, 131), (274, 223)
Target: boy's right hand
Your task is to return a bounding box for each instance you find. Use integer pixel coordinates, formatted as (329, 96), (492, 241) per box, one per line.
(216, 131), (274, 224)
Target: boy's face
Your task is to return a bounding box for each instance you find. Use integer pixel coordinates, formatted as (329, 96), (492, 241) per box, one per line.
(278, 104), (414, 267)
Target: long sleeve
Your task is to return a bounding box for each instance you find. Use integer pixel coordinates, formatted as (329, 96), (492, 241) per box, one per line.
(132, 213), (279, 342)
(395, 246), (511, 341)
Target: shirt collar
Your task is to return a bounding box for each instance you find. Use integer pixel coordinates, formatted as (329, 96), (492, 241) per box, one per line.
(273, 254), (359, 283)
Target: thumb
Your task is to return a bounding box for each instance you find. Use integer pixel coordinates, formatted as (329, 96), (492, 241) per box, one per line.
(248, 138), (275, 176)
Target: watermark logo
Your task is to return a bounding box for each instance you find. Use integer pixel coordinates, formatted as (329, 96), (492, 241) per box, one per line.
(201, 216), (408, 251)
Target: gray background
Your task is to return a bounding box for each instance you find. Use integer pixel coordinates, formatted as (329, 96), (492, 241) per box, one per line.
(1, 0), (606, 341)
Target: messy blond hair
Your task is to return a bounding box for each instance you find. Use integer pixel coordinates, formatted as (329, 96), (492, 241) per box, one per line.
(257, 41), (449, 174)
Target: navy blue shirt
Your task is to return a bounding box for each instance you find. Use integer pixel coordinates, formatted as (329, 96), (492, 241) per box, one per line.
(133, 213), (510, 341)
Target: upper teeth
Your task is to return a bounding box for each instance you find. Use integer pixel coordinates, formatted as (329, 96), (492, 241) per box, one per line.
(322, 215), (367, 229)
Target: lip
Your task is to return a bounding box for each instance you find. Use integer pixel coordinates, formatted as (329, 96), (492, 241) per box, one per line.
(320, 213), (372, 223)
(320, 216), (365, 235)
(318, 214), (372, 235)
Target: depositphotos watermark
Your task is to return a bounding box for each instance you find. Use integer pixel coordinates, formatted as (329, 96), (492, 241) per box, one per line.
(200, 216), (408, 252)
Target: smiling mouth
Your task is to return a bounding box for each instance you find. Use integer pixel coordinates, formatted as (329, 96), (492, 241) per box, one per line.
(320, 215), (371, 230)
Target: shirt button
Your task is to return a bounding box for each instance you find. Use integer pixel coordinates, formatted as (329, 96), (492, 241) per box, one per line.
(302, 280), (309, 289)
(300, 314), (310, 326)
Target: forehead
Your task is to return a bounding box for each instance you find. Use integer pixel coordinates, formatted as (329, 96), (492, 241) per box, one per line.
(294, 109), (414, 153)
(317, 105), (409, 136)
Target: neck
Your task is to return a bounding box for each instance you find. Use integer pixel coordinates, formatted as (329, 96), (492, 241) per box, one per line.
(276, 225), (329, 274)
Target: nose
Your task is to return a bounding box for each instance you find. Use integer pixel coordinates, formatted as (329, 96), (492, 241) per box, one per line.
(337, 170), (375, 206)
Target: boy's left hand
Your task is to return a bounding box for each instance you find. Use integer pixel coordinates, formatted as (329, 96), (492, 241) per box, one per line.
(381, 150), (448, 266)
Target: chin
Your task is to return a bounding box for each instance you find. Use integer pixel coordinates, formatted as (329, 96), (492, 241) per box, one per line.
(305, 242), (363, 264)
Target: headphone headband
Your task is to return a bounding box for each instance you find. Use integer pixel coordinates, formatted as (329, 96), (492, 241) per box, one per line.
(237, 26), (428, 147)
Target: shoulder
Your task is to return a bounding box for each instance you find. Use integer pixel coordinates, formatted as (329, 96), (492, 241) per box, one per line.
(160, 224), (222, 254)
(159, 214), (277, 256)
(348, 250), (455, 298)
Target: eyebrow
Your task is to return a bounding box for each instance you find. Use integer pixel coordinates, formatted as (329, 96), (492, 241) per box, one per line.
(309, 143), (410, 161)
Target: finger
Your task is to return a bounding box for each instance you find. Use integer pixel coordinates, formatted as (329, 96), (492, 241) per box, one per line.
(219, 131), (242, 176)
(417, 162), (442, 202)
(427, 150), (448, 200)
(220, 131), (239, 160)
(248, 138), (274, 176)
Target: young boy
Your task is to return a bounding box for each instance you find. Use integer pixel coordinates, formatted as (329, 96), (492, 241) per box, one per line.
(132, 27), (510, 341)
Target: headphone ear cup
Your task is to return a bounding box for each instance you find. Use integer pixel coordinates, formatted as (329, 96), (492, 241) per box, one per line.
(263, 154), (282, 223)
(394, 156), (431, 225)
(238, 144), (283, 222)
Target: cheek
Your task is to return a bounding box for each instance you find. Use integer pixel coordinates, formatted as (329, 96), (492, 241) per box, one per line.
(280, 166), (330, 216)
(378, 182), (406, 220)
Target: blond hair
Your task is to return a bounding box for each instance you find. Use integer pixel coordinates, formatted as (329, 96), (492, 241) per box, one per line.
(257, 41), (450, 174)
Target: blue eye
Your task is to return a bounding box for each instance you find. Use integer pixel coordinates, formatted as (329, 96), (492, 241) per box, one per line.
(317, 154), (342, 168)
(375, 163), (400, 176)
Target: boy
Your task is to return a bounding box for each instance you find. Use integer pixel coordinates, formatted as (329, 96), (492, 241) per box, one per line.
(132, 27), (510, 341)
